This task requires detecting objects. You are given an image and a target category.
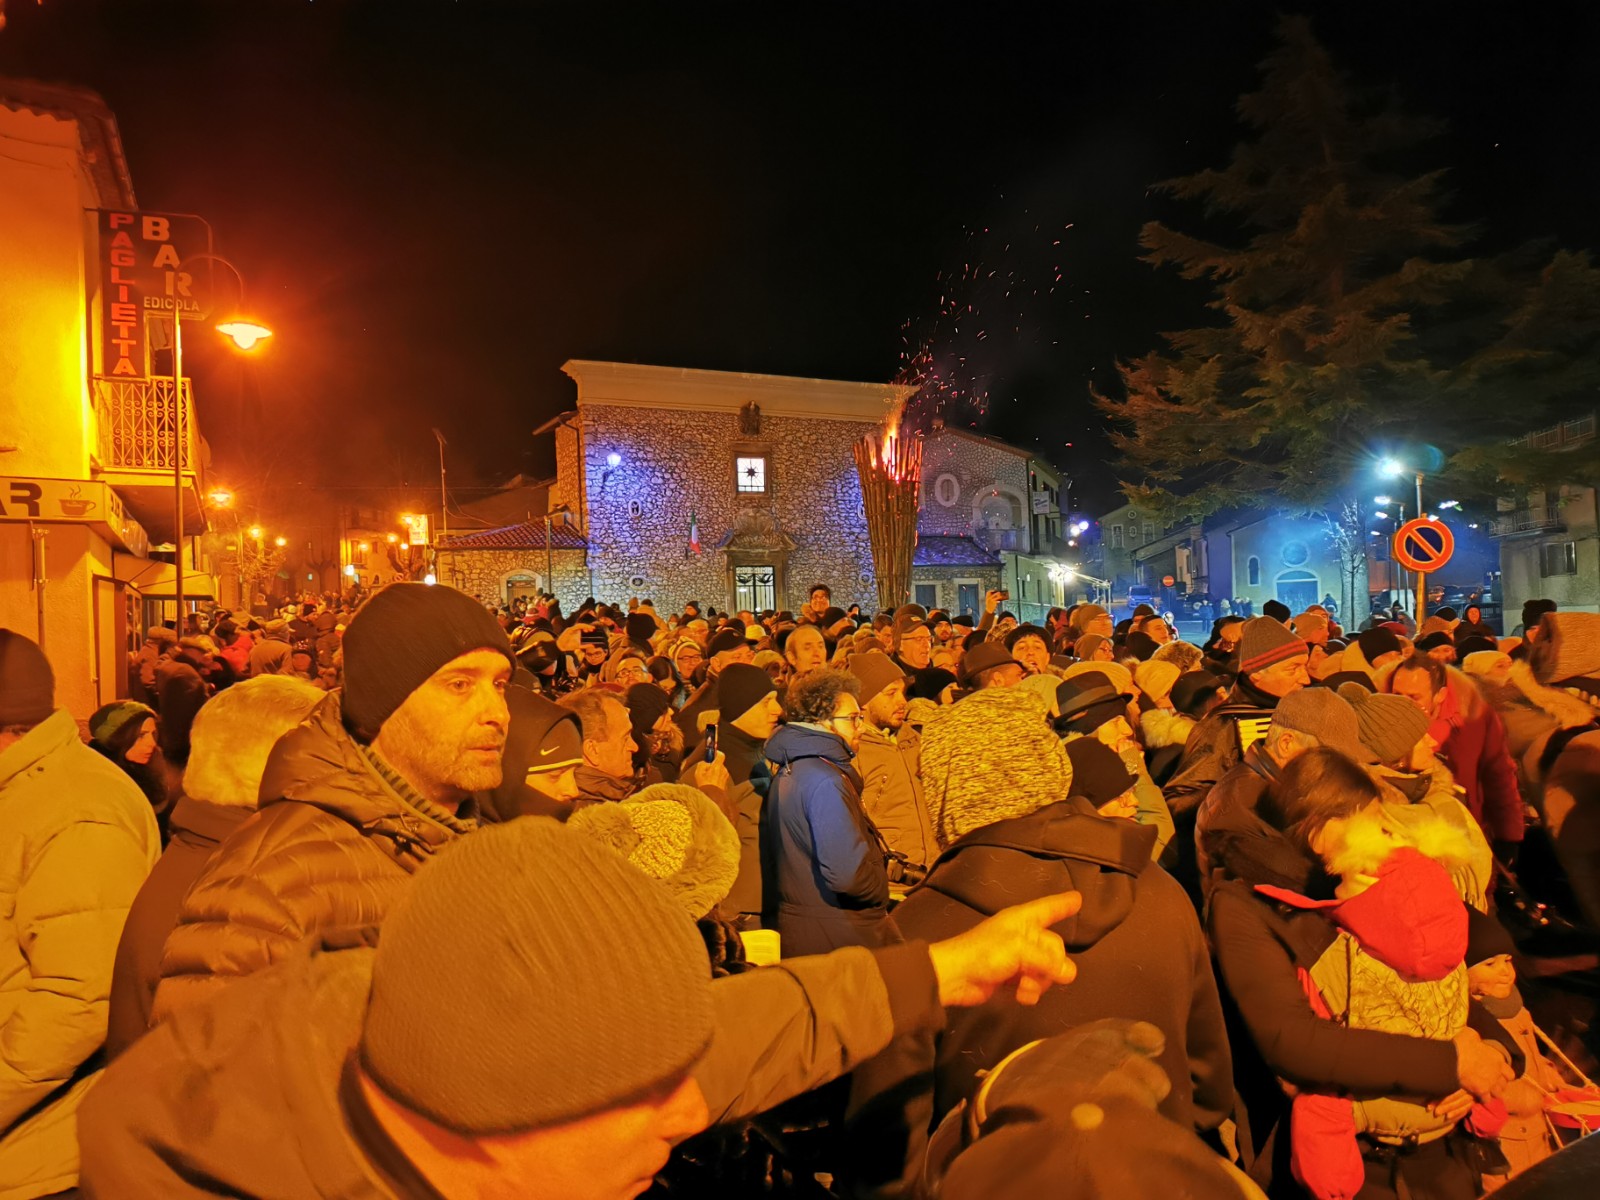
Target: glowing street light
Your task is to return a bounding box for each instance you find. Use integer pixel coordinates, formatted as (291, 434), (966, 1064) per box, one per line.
(274, 536), (287, 548)
(343, 564), (356, 578)
(386, 533), (398, 544)
(1372, 510), (1389, 520)
(248, 525), (263, 540)
(606, 452), (622, 468)
(215, 320), (273, 351)
(1378, 457), (1406, 478)
(1374, 495), (1393, 505)
(207, 488), (234, 507)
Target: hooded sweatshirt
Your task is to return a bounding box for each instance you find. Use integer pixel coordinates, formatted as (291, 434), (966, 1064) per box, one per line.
(845, 799), (1233, 1197)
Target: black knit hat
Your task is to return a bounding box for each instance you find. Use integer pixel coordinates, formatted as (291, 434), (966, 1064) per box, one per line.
(706, 628), (747, 658)
(717, 663), (776, 724)
(625, 612), (657, 647)
(1523, 598), (1557, 629)
(1356, 628), (1403, 663)
(579, 626), (610, 649)
(1169, 670), (1224, 718)
(1263, 598), (1292, 623)
(1065, 739), (1137, 807)
(626, 682), (673, 755)
(1414, 632), (1454, 654)
(0, 630), (55, 726)
(341, 584), (516, 743)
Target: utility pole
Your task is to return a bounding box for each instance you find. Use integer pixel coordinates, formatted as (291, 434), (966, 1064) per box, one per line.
(433, 428), (449, 587)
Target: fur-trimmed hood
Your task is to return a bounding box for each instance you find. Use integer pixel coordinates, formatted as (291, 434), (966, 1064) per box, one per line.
(1139, 707), (1194, 751)
(568, 783), (740, 919)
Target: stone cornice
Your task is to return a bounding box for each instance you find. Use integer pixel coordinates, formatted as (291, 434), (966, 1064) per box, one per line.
(561, 359), (917, 424)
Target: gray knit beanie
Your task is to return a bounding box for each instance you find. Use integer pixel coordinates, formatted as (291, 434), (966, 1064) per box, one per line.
(922, 688), (1072, 846)
(1336, 682), (1430, 765)
(1271, 687), (1373, 763)
(361, 818), (714, 1134)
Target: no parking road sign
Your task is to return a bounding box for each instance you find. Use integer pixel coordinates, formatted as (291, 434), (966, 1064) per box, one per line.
(1393, 518), (1455, 574)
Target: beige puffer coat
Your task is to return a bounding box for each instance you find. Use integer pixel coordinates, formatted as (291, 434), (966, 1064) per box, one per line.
(0, 709), (159, 1199)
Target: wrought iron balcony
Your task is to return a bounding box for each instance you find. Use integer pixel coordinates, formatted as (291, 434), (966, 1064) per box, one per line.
(1490, 506), (1567, 537)
(1509, 414), (1596, 451)
(92, 376), (200, 474)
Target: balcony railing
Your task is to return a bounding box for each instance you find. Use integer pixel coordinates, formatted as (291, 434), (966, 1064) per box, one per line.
(1490, 506), (1566, 537)
(93, 377), (199, 474)
(1509, 414), (1596, 451)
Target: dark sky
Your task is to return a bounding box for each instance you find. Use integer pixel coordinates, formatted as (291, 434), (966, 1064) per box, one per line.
(4, 1), (1598, 515)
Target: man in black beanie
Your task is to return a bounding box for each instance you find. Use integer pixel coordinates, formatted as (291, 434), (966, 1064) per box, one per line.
(152, 583), (517, 1023)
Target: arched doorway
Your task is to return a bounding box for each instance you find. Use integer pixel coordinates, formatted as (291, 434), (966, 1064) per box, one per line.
(1274, 569), (1320, 614)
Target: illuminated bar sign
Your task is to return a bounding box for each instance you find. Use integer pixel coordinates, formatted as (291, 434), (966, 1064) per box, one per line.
(0, 476), (150, 555)
(94, 210), (213, 378)
(401, 513), (432, 546)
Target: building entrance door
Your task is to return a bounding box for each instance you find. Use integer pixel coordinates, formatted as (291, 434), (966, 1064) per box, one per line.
(957, 583), (980, 618)
(734, 564), (776, 612)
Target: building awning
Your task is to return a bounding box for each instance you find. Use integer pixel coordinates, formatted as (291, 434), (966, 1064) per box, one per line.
(112, 553), (216, 600)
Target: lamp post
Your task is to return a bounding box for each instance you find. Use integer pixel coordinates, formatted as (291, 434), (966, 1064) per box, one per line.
(1380, 458), (1427, 618)
(166, 252), (271, 627)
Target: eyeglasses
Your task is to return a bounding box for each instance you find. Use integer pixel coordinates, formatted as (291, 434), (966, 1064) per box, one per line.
(831, 712), (865, 725)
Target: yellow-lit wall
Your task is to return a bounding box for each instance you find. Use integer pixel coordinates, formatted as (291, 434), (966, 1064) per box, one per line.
(0, 103), (131, 720)
(0, 103), (97, 478)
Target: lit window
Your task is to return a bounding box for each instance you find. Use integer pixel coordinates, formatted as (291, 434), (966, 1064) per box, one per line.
(736, 456), (767, 493)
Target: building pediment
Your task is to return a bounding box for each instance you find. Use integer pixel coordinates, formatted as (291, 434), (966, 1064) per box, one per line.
(716, 508), (798, 556)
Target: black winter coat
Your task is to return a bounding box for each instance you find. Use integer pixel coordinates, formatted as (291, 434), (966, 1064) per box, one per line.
(845, 799), (1234, 1197)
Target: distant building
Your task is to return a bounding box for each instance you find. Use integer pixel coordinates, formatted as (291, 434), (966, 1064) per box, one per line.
(489, 360), (917, 614)
(915, 422), (1072, 621)
(1493, 414), (1598, 623)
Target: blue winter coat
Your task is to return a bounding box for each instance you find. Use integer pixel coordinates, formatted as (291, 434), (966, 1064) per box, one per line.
(760, 724), (893, 957)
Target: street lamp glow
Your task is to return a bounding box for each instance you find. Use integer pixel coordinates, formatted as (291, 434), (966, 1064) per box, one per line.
(215, 319), (273, 351)
(1378, 457), (1406, 478)
(423, 572), (437, 586)
(358, 542), (370, 553)
(386, 533), (398, 544)
(343, 564), (356, 577)
(1374, 495), (1393, 505)
(248, 525), (263, 540)
(274, 536), (287, 548)
(207, 488), (234, 507)
(606, 452), (622, 468)
(1372, 510), (1389, 520)
(1438, 500), (1461, 510)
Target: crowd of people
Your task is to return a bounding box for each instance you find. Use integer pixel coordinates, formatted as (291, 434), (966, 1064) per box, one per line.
(1, 581), (1598, 1199)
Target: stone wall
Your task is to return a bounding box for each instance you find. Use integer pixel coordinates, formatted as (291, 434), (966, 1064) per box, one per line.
(908, 564), (1003, 618)
(919, 429), (1031, 543)
(575, 404), (879, 612)
(447, 548), (591, 611)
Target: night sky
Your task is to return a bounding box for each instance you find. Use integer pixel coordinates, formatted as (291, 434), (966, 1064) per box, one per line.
(4, 1), (1598, 517)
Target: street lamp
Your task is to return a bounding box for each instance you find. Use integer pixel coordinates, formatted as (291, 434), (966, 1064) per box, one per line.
(1376, 456), (1427, 617)
(166, 250), (273, 627)
(248, 525), (263, 540)
(274, 536), (287, 548)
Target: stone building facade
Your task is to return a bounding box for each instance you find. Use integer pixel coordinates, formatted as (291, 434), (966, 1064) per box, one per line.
(436, 520), (591, 609)
(551, 361), (914, 614)
(915, 422), (1070, 622)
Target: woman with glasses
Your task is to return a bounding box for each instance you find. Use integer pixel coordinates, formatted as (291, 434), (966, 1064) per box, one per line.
(759, 667), (892, 956)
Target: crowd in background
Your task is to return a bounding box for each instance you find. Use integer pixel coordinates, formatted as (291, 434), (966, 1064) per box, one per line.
(2, 579), (1599, 1199)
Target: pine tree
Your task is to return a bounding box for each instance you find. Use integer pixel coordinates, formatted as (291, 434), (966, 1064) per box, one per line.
(1095, 16), (1597, 615)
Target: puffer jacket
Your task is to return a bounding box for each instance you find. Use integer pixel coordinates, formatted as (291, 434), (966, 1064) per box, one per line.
(760, 723), (891, 956)
(152, 691), (475, 1021)
(0, 708), (159, 1200)
(855, 722), (938, 868)
(846, 799), (1232, 1197)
